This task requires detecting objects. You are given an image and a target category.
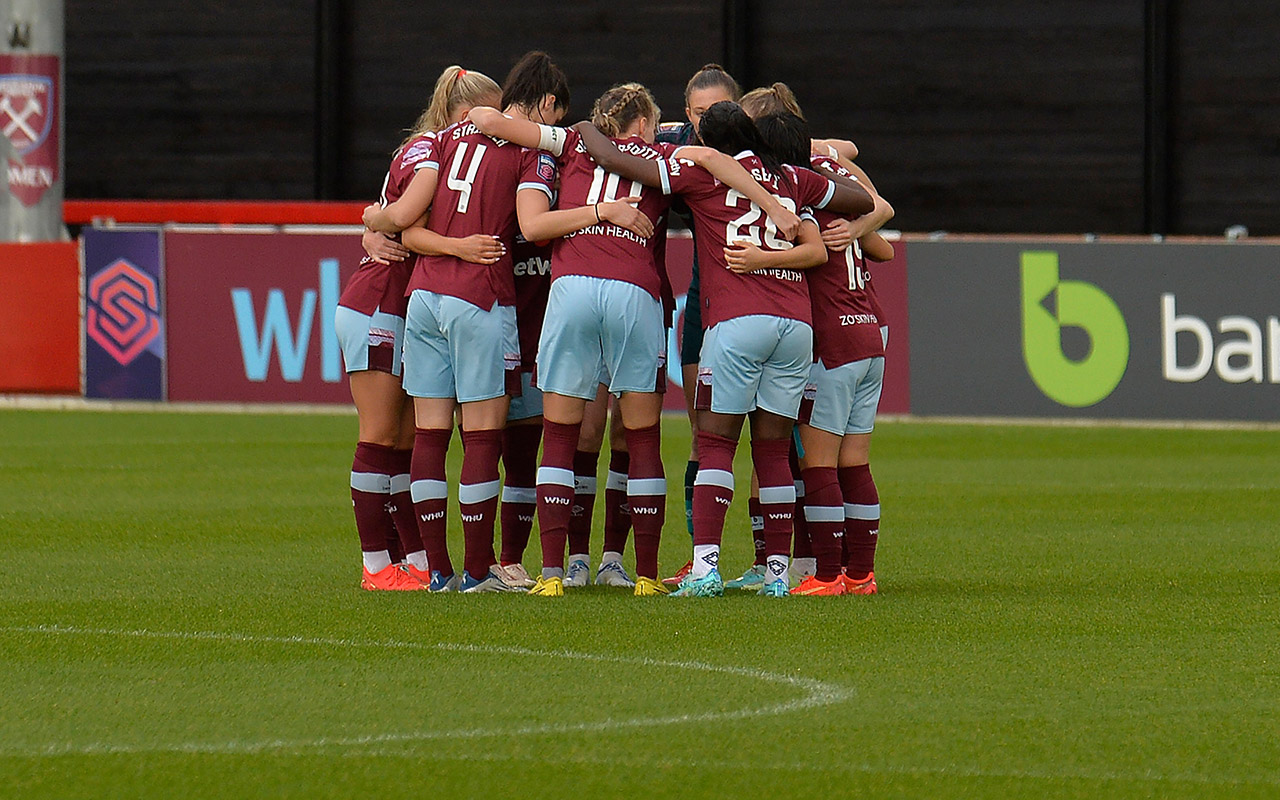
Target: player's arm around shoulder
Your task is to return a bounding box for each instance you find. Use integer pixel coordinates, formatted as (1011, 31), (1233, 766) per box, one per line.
(679, 147), (802, 241)
(572, 122), (664, 188)
(724, 219), (826, 274)
(812, 137), (858, 162)
(468, 107), (568, 156)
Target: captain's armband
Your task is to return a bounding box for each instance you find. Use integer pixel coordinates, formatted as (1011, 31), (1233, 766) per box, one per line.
(537, 125), (567, 157)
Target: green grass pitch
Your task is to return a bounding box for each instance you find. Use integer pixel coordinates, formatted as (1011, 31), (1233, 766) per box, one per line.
(1, 409), (1277, 798)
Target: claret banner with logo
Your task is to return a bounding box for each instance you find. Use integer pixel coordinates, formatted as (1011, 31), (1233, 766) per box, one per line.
(165, 228), (362, 403)
(82, 228), (165, 400)
(907, 240), (1279, 421)
(0, 54), (59, 207)
(79, 225), (912, 410)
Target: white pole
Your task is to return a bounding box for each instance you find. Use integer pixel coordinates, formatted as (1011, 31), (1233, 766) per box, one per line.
(0, 0), (64, 242)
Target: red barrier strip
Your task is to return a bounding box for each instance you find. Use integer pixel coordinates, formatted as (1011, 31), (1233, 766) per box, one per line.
(64, 200), (368, 226)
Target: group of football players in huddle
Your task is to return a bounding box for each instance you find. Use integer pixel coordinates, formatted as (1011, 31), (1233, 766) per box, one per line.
(342, 51), (894, 598)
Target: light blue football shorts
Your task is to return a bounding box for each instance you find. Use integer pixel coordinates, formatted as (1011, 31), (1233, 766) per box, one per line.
(507, 371), (544, 421)
(334, 305), (405, 376)
(805, 356), (885, 436)
(402, 290), (519, 403)
(695, 314), (813, 418)
(536, 275), (665, 400)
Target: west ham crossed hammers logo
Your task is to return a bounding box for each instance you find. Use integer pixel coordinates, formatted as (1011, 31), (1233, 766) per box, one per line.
(0, 74), (52, 155)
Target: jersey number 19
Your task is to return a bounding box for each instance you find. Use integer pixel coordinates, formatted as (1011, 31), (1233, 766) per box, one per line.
(845, 239), (869, 291)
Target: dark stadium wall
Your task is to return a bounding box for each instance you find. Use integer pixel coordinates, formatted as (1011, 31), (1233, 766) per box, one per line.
(64, 3), (317, 199)
(63, 1), (1279, 236)
(1169, 0), (1279, 236)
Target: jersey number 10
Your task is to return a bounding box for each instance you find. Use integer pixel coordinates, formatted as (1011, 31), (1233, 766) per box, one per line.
(585, 166), (644, 206)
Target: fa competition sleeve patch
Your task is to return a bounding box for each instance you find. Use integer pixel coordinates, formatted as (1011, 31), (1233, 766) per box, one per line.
(518, 151), (557, 201)
(402, 135), (438, 172)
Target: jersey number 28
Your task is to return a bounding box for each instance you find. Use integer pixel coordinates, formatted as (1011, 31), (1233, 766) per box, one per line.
(724, 190), (797, 251)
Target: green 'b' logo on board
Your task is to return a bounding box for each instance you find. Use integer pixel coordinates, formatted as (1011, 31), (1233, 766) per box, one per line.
(1021, 251), (1129, 407)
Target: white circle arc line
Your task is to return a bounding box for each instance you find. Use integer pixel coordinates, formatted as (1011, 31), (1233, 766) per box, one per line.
(2, 624), (855, 757)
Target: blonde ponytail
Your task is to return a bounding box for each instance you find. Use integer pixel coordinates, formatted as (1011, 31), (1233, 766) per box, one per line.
(402, 65), (501, 146)
(740, 81), (805, 120)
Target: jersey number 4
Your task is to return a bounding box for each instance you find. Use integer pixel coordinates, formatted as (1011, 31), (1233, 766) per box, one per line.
(724, 189), (797, 252)
(446, 142), (488, 214)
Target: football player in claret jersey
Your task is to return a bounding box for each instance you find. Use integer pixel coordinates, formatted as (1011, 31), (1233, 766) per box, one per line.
(362, 51), (572, 593)
(340, 65), (502, 592)
(753, 109), (895, 596)
(470, 82), (787, 596)
(483, 98), (658, 592)
(689, 83), (866, 590)
(654, 64), (742, 587)
(575, 101), (874, 596)
(493, 226), (551, 590)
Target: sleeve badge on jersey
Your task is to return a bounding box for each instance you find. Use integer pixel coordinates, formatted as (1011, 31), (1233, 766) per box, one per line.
(402, 138), (433, 168)
(537, 153), (556, 183)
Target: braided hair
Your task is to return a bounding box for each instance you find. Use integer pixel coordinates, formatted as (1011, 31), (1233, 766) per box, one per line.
(590, 83), (661, 137)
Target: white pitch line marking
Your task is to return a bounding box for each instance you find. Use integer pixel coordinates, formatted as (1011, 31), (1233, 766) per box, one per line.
(0, 624), (853, 757)
(338, 747), (1280, 789)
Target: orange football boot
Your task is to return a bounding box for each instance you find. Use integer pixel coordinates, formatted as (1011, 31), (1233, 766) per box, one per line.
(402, 563), (431, 585)
(793, 575), (847, 596)
(662, 559), (694, 586)
(842, 570), (878, 595)
(361, 563), (426, 591)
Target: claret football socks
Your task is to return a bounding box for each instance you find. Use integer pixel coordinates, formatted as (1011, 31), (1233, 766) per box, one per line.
(840, 463), (880, 586)
(624, 423), (665, 582)
(602, 449), (632, 557)
(411, 427), (453, 579)
(566, 449), (599, 562)
(536, 420), (581, 576)
(458, 428), (503, 580)
(499, 423), (541, 567)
